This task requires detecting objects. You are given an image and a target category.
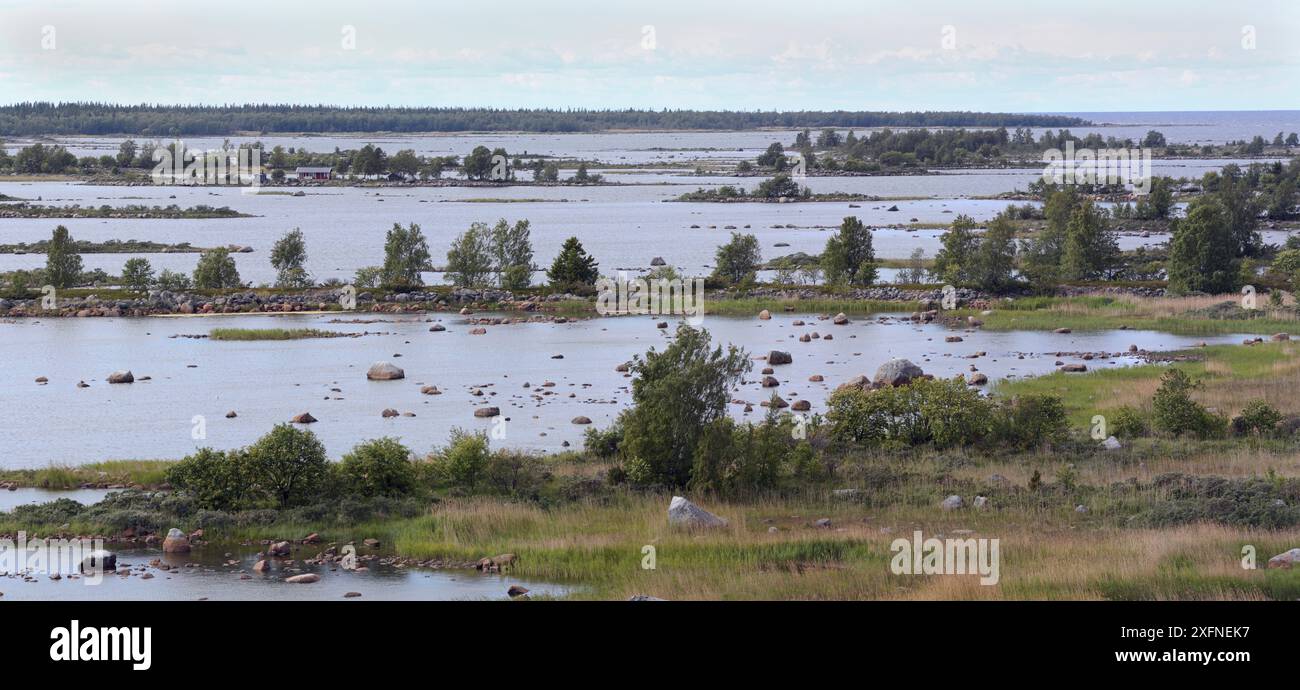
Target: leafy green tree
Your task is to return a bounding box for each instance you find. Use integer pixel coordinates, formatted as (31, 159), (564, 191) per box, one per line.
(547, 236), (599, 289)
(897, 247), (929, 285)
(1134, 177), (1174, 219)
(711, 232), (761, 285)
(44, 225), (83, 289)
(116, 140), (137, 168)
(121, 257), (154, 293)
(756, 142), (786, 169)
(353, 265), (382, 289)
(338, 437), (416, 497)
(1060, 200), (1118, 281)
(270, 228), (312, 288)
(388, 149), (420, 177)
(193, 247), (241, 289)
(155, 269), (192, 292)
(439, 429), (490, 490)
(1215, 172), (1262, 256)
(167, 448), (257, 511)
(246, 424), (329, 508)
(1141, 130), (1167, 148)
(932, 214), (979, 286)
(4, 271), (31, 299)
(617, 324), (750, 487)
(821, 216), (877, 286)
(973, 214), (1018, 292)
(462, 145), (494, 180)
(755, 173), (802, 199)
(489, 218), (534, 290)
(445, 222), (495, 288)
(380, 222), (433, 287)
(1168, 200), (1238, 294)
(1019, 187), (1076, 291)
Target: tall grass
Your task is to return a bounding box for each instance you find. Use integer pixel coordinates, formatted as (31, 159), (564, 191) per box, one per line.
(209, 328), (349, 340)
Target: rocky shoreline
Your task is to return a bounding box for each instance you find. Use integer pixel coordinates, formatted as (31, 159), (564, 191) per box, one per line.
(0, 287), (589, 318)
(0, 284), (1177, 319)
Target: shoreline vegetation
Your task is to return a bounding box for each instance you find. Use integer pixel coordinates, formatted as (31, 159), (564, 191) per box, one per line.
(207, 327), (355, 340)
(0, 239), (225, 254)
(0, 202), (249, 219)
(2, 336), (1300, 600)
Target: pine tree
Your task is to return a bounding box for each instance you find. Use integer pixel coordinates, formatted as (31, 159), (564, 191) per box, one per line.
(547, 237), (599, 289)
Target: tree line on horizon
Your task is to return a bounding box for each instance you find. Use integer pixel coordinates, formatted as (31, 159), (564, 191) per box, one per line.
(0, 102), (1091, 136)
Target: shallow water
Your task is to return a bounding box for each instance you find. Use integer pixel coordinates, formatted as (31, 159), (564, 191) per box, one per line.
(0, 543), (571, 601)
(0, 311), (1245, 466)
(0, 487), (112, 512)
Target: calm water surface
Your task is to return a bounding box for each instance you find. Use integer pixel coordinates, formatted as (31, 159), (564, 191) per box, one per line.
(0, 311), (1247, 467)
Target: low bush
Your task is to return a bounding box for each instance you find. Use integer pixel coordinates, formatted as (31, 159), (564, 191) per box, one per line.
(1111, 406), (1149, 438)
(1237, 400), (1283, 436)
(1152, 369), (1227, 439)
(827, 378), (998, 450)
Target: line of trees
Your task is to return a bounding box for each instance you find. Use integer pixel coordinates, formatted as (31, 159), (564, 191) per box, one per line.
(0, 103), (1092, 136)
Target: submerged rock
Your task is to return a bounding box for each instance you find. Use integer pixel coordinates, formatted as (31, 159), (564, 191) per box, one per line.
(106, 370), (134, 384)
(366, 361), (405, 380)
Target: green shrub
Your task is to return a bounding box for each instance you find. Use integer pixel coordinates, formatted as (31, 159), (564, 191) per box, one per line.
(1111, 406), (1149, 438)
(583, 423), (623, 459)
(1151, 369), (1226, 439)
(11, 497), (84, 524)
(993, 394), (1069, 449)
(167, 447), (257, 511)
(337, 437), (417, 497)
(194, 510), (234, 530)
(484, 451), (551, 497)
(1237, 400), (1283, 435)
(827, 378), (993, 450)
(438, 429), (490, 491)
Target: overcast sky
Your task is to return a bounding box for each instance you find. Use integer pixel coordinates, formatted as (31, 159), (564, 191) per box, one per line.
(1, 0), (1297, 111)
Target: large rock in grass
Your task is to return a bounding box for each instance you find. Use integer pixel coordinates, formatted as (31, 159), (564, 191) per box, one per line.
(367, 362), (405, 380)
(1267, 548), (1300, 569)
(107, 370), (134, 384)
(667, 496), (727, 528)
(873, 359), (924, 387)
(161, 527), (190, 554)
